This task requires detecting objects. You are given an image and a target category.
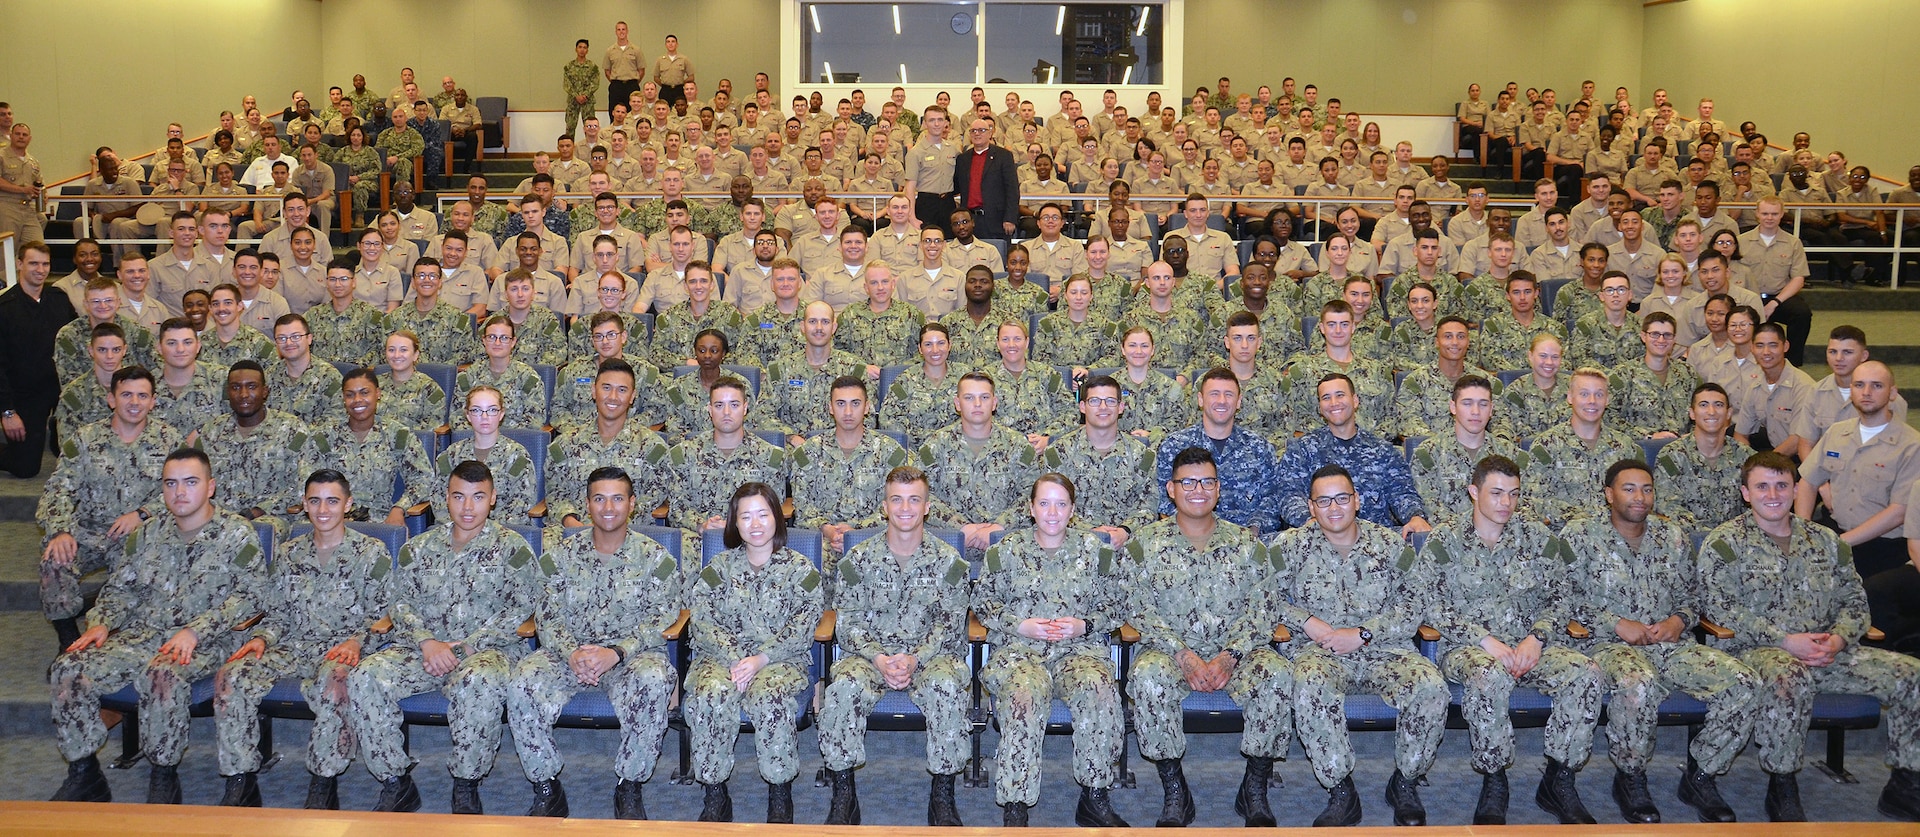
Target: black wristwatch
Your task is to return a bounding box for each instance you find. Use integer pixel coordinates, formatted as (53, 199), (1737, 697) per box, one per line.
(1225, 648), (1244, 662)
(1358, 629), (1374, 645)
(609, 646), (625, 665)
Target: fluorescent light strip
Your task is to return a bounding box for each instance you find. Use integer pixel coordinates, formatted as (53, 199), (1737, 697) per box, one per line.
(824, 61), (834, 82)
(1122, 65), (1133, 85)
(811, 5), (821, 33)
(1055, 5), (1066, 35)
(1136, 6), (1149, 36)
(1047, 65), (1056, 85)
(893, 4), (901, 34)
(900, 64), (908, 83)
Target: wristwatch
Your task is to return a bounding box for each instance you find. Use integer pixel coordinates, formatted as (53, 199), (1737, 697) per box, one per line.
(1225, 649), (1244, 662)
(1, 410), (16, 419)
(1358, 629), (1374, 645)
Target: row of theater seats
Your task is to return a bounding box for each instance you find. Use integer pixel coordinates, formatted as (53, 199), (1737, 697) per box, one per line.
(93, 522), (1889, 788)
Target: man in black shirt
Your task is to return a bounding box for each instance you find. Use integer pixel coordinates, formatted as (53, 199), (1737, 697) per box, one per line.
(0, 241), (77, 477)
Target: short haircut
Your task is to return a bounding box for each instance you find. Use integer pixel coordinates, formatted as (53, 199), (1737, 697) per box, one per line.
(449, 459), (494, 487)
(1170, 446), (1216, 474)
(110, 364), (155, 394)
(165, 446), (213, 474)
(1471, 454), (1521, 487)
(586, 465), (633, 494)
(1604, 458), (1652, 488)
(1197, 366), (1240, 391)
(305, 468), (351, 495)
(1452, 374), (1493, 400)
(1740, 451), (1798, 486)
(1308, 462), (1354, 490)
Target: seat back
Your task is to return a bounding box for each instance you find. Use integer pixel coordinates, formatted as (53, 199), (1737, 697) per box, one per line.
(289, 521), (408, 563)
(876, 428), (910, 450)
(1639, 436), (1674, 464)
(843, 527), (967, 557)
(1495, 368), (1528, 386)
(532, 364), (559, 423)
(876, 365), (907, 411)
(449, 427), (552, 506)
(1539, 278), (1570, 317)
(755, 429), (790, 448)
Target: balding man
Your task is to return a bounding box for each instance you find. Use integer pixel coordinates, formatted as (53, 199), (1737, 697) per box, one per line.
(1797, 361), (1920, 587)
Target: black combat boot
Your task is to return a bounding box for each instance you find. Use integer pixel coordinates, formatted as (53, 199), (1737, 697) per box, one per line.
(614, 779), (646, 820)
(146, 764), (181, 805)
(824, 767), (860, 825)
(1534, 758), (1595, 824)
(1386, 769), (1427, 826)
(1677, 758), (1734, 823)
(50, 755), (110, 803)
(927, 773), (962, 826)
(1153, 757), (1196, 826)
(450, 777), (483, 814)
(1074, 784), (1129, 827)
(1312, 775), (1361, 827)
(51, 618), (81, 651)
(1233, 756), (1275, 827)
(218, 772), (261, 807)
(1880, 767), (1920, 822)
(372, 773), (421, 812)
(1473, 769), (1509, 825)
(766, 780), (794, 823)
(525, 778), (568, 817)
(303, 773), (339, 810)
(1003, 800), (1030, 827)
(697, 780), (732, 822)
(1612, 768), (1659, 823)
(1766, 771), (1806, 822)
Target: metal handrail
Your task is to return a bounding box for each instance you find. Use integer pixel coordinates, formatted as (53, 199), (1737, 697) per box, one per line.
(38, 193), (294, 248)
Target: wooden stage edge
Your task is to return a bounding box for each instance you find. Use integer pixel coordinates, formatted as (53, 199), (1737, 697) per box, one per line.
(0, 803), (1913, 837)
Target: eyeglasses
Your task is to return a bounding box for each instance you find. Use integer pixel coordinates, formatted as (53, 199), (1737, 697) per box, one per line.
(483, 333), (515, 343)
(1175, 477), (1221, 492)
(272, 333), (309, 344)
(466, 406), (502, 417)
(1310, 492), (1355, 509)
(1083, 396), (1121, 407)
(1601, 286), (1631, 295)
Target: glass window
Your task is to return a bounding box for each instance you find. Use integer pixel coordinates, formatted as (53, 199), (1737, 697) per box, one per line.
(802, 2), (1162, 87)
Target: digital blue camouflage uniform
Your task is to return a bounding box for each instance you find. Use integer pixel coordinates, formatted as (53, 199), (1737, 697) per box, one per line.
(346, 520), (537, 782)
(1126, 519), (1293, 761)
(509, 528), (683, 784)
(1560, 512), (1757, 776)
(1408, 430), (1528, 523)
(1041, 429), (1159, 534)
(820, 533), (972, 774)
(305, 418), (436, 520)
(974, 528), (1128, 806)
(1272, 520), (1448, 788)
(1275, 426), (1429, 529)
(268, 358), (347, 425)
(1409, 517), (1603, 775)
(1653, 435), (1754, 531)
(214, 526), (391, 777)
(685, 545), (824, 785)
(1157, 425), (1280, 535)
(455, 360), (548, 429)
(1521, 422), (1643, 528)
(1282, 353), (1397, 437)
(36, 418), (183, 620)
(432, 435), (540, 522)
(1698, 515), (1920, 775)
(50, 510), (264, 767)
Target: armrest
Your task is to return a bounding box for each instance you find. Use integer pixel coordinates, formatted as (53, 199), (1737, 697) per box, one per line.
(234, 612), (264, 631)
(370, 616), (393, 634)
(529, 501), (548, 519)
(814, 610), (837, 643)
(433, 423), (451, 436)
(1868, 626), (1887, 642)
(1272, 624), (1291, 644)
(781, 496), (795, 520)
(967, 612), (986, 643)
(1698, 617), (1733, 640)
(1116, 624), (1139, 644)
(475, 128), (485, 161)
(663, 609), (690, 640)
(1566, 620), (1591, 640)
(411, 157), (423, 193)
(652, 502), (669, 521)
(517, 617), (536, 639)
(406, 501), (430, 516)
(1416, 625), (1441, 642)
